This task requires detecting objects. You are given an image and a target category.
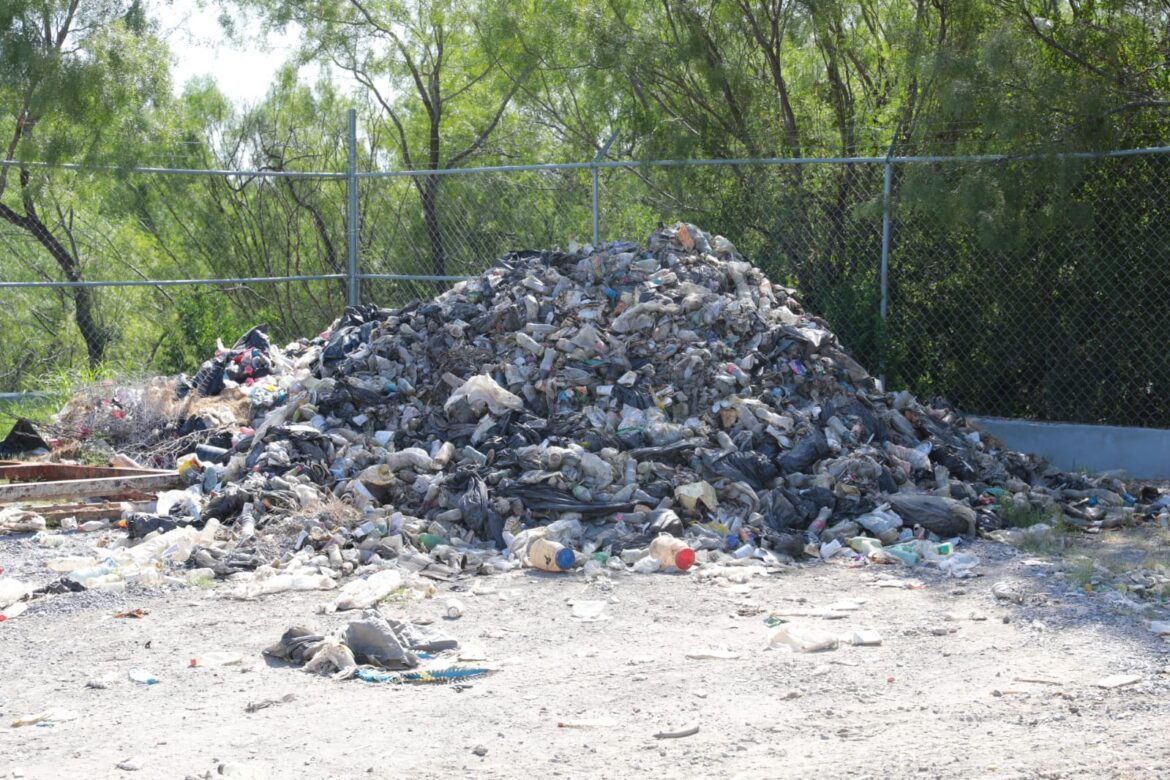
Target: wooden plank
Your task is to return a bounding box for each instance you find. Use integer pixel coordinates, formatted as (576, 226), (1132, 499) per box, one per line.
(0, 472), (181, 503)
(0, 463), (172, 481)
(42, 503), (128, 523)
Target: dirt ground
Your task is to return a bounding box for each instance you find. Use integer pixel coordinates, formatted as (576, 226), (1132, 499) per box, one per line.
(3, 533), (1170, 780)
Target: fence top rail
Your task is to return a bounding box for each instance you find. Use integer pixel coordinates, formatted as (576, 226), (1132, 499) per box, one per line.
(3, 145), (1169, 180)
(0, 159), (347, 180)
(0, 274), (346, 289)
(356, 145), (1170, 178)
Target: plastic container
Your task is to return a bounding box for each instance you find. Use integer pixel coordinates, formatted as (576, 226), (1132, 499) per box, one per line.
(527, 537), (575, 572)
(648, 535), (695, 571)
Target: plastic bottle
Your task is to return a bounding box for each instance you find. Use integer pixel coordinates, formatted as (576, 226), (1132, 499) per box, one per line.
(237, 502), (256, 541)
(188, 652), (243, 668)
(0, 601), (28, 621)
(33, 532), (67, 548)
(808, 506), (832, 536)
(418, 533), (448, 551)
(648, 535), (695, 571)
(884, 544), (921, 566)
(66, 560), (119, 588)
(128, 668), (159, 685)
(526, 536), (575, 572)
(848, 537), (882, 556)
(539, 348), (556, 377)
(46, 555), (98, 573)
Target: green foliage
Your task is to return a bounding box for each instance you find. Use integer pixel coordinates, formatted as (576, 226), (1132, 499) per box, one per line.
(997, 497), (1063, 529)
(156, 288), (236, 376)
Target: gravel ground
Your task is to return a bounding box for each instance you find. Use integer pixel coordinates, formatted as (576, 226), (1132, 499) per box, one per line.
(3, 532), (1170, 779)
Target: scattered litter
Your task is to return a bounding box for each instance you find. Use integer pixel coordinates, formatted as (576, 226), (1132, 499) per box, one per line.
(322, 569), (402, 613)
(767, 624), (840, 653)
(10, 708), (80, 728)
(653, 725), (700, 739)
(1013, 676), (1062, 686)
(189, 652), (244, 668)
(570, 600), (610, 622)
(127, 668), (159, 685)
(246, 694), (296, 714)
(1094, 673), (1142, 689)
(685, 648), (742, 660)
(457, 645), (488, 662)
(355, 666), (493, 685)
(0, 602), (29, 622)
(557, 718), (618, 729)
(229, 573), (337, 600)
(0, 578), (32, 611)
(992, 581), (1026, 604)
(849, 630), (883, 646)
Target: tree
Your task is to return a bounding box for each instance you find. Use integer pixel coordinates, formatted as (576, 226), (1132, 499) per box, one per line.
(0, 0), (171, 367)
(238, 0), (534, 277)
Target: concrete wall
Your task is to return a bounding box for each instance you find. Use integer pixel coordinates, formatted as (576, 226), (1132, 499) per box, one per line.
(968, 416), (1170, 479)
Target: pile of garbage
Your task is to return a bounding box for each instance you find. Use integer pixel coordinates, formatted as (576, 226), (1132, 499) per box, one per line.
(7, 222), (1168, 600)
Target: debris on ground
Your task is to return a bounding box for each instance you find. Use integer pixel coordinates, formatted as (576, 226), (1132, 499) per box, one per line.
(2, 221), (1169, 626)
(262, 605), (489, 684)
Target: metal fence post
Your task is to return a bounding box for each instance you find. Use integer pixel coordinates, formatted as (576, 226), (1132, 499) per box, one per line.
(591, 132), (619, 247)
(346, 108), (360, 307)
(880, 159), (891, 321)
(879, 157), (892, 390)
(591, 165), (600, 247)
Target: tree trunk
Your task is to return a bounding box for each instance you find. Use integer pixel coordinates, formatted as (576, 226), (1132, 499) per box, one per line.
(71, 285), (105, 367)
(0, 203), (107, 366)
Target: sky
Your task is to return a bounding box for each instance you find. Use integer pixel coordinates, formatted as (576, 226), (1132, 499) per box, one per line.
(150, 0), (302, 106)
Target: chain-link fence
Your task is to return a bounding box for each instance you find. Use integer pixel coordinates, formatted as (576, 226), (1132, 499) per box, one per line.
(4, 115), (1169, 427)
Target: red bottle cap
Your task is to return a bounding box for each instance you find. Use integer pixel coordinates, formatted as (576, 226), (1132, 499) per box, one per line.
(675, 547), (695, 571)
